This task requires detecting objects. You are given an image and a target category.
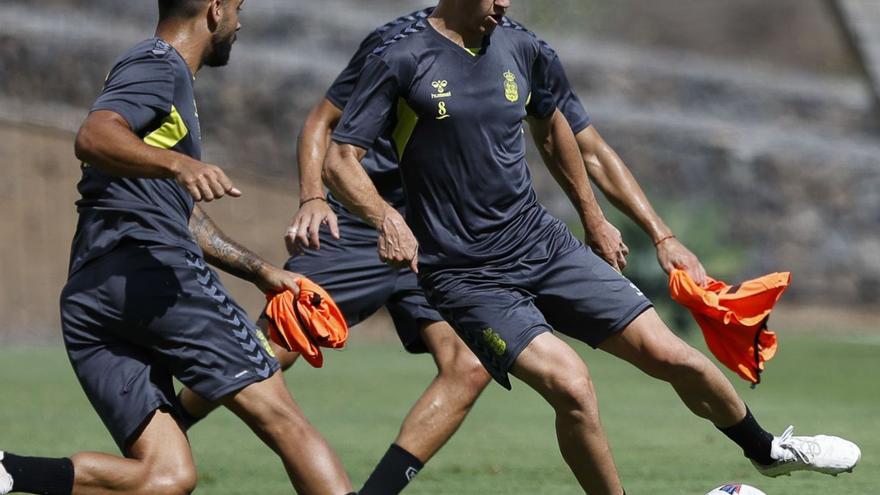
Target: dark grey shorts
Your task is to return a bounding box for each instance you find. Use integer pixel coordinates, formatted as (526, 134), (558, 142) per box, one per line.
(60, 244), (279, 450)
(421, 218), (653, 389)
(284, 212), (443, 354)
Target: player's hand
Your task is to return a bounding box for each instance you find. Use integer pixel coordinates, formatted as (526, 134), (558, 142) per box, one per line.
(255, 265), (302, 296)
(173, 159), (242, 202)
(585, 219), (628, 272)
(285, 199), (339, 253)
(377, 208), (418, 273)
(656, 236), (708, 286)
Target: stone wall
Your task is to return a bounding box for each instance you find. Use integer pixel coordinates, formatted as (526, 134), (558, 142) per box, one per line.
(0, 1), (877, 340)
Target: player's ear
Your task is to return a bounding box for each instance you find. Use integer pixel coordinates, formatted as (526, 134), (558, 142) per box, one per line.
(206, 0), (224, 31)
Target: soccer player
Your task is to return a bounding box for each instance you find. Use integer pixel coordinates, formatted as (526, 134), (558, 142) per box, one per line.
(0, 1), (354, 494)
(285, 7), (706, 494)
(321, 0), (861, 493)
(179, 8), (708, 494)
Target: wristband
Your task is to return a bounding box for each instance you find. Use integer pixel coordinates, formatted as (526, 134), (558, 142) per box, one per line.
(299, 196), (327, 207)
(654, 234), (676, 247)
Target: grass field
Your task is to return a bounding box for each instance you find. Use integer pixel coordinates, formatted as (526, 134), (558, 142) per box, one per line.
(1, 332), (877, 494)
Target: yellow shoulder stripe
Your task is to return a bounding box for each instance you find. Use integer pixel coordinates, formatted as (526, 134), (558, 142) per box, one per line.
(392, 98), (419, 160)
(144, 105), (188, 150)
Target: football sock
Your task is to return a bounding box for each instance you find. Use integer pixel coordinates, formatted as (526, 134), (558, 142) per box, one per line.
(2, 453), (74, 495)
(717, 406), (774, 465)
(359, 444), (424, 495)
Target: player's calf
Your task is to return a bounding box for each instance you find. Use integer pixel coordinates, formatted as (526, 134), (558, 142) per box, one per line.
(222, 372), (353, 494)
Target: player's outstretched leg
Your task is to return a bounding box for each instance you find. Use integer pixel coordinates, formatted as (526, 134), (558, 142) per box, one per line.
(511, 332), (624, 495)
(599, 308), (860, 476)
(0, 409), (196, 495)
(360, 321), (491, 495)
(177, 318), (301, 428)
(220, 370), (354, 495)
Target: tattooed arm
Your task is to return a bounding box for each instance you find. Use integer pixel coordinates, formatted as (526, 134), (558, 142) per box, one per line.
(189, 205), (300, 294)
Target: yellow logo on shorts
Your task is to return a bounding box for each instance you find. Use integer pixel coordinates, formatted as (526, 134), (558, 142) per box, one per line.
(503, 70), (519, 103)
(256, 329), (276, 358)
(483, 328), (507, 356)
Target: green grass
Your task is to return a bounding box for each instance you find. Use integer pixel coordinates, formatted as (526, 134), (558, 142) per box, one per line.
(1, 333), (877, 494)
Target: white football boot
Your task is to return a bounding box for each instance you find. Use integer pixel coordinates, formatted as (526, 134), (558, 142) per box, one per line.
(0, 452), (13, 494)
(753, 425), (861, 477)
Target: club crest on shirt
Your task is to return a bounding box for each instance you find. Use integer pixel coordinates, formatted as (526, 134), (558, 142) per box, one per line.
(503, 70), (519, 102)
(431, 80), (452, 99)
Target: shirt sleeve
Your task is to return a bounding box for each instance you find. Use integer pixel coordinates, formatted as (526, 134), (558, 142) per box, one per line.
(325, 30), (384, 110)
(526, 41), (557, 120)
(331, 53), (402, 151)
(543, 47), (591, 134)
(91, 55), (175, 135)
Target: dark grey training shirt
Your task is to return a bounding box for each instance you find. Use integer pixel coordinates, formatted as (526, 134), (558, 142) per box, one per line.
(69, 38), (203, 275)
(332, 19), (564, 272)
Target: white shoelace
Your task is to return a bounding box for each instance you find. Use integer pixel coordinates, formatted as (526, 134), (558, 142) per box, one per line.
(776, 425), (821, 464)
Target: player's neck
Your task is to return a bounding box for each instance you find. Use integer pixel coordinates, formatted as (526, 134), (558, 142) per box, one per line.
(428, 10), (484, 49)
(155, 21), (209, 75)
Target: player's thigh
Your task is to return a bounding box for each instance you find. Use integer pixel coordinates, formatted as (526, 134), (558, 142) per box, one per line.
(285, 230), (396, 327)
(510, 332), (596, 407)
(534, 243), (652, 348)
(386, 269), (445, 354)
(125, 409), (196, 486)
(422, 275), (551, 389)
(219, 371), (308, 433)
(598, 308), (700, 376)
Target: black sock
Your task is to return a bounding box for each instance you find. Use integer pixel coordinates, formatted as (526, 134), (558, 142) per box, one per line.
(2, 453), (74, 495)
(359, 444), (424, 495)
(718, 407), (774, 465)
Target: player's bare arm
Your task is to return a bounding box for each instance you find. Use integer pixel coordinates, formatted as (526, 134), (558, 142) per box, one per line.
(189, 205), (300, 294)
(529, 109), (628, 271)
(74, 109), (241, 202)
(287, 98), (344, 252)
(323, 141), (418, 272)
(577, 126), (708, 284)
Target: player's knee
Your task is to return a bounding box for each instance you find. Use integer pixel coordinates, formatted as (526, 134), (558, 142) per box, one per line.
(642, 343), (707, 383)
(462, 359), (492, 394)
(448, 351), (491, 393)
(143, 464), (197, 495)
(545, 373), (599, 418)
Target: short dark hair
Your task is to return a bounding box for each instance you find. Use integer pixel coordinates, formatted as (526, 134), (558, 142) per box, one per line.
(158, 0), (209, 20)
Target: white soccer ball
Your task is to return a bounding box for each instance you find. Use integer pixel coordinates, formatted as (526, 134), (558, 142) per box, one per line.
(705, 484), (767, 495)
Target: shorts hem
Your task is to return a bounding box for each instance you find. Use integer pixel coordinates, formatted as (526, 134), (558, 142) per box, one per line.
(199, 363), (281, 403)
(116, 398), (169, 452)
(593, 301), (654, 348)
(494, 323), (552, 390)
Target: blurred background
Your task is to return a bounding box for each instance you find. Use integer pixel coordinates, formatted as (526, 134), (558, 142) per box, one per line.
(1, 0), (878, 341)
